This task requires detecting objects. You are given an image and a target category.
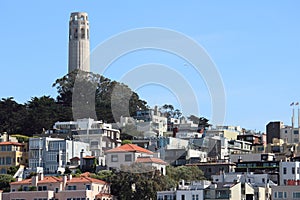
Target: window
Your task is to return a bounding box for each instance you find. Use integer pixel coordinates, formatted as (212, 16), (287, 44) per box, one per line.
(293, 167), (295, 174)
(111, 155), (118, 162)
(274, 192), (277, 198)
(284, 192), (287, 198)
(262, 178), (265, 183)
(125, 154), (132, 162)
(6, 157), (11, 165)
(283, 167), (287, 174)
(297, 167), (300, 174)
(181, 194), (185, 200)
(90, 141), (98, 146)
(293, 192), (300, 198)
(81, 28), (85, 39)
(278, 192), (283, 198)
(86, 185), (91, 190)
(67, 186), (76, 190)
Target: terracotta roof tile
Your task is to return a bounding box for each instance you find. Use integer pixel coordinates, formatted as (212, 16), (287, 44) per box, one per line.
(11, 175), (107, 185)
(67, 176), (106, 184)
(83, 155), (95, 159)
(38, 176), (62, 184)
(105, 144), (153, 154)
(10, 179), (31, 185)
(70, 157), (80, 160)
(136, 157), (167, 165)
(0, 141), (24, 146)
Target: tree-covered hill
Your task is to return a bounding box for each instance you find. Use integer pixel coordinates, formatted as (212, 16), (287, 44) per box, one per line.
(0, 70), (147, 136)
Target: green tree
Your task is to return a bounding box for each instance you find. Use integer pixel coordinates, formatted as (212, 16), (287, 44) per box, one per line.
(7, 166), (19, 176)
(109, 163), (173, 200)
(0, 97), (26, 134)
(0, 174), (15, 192)
(23, 96), (63, 135)
(53, 70), (148, 122)
(64, 167), (72, 174)
(160, 104), (182, 119)
(121, 140), (132, 145)
(91, 170), (113, 182)
(166, 166), (205, 183)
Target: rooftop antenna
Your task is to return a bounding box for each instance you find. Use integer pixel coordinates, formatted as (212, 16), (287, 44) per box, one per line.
(291, 102), (295, 143)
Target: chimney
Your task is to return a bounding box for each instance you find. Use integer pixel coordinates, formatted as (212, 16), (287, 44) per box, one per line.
(68, 174), (72, 181)
(31, 175), (38, 187)
(63, 175), (67, 188)
(80, 149), (86, 167)
(39, 173), (44, 181)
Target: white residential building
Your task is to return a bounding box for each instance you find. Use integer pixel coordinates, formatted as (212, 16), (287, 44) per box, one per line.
(279, 161), (300, 185)
(29, 137), (90, 174)
(53, 118), (121, 165)
(157, 180), (211, 200)
(119, 106), (168, 136)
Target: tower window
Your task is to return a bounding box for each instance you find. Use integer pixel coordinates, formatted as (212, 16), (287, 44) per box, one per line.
(81, 28), (85, 39)
(80, 15), (84, 20)
(74, 29), (78, 39)
(87, 29), (89, 39)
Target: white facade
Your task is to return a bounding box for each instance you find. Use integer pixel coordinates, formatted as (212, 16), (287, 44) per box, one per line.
(279, 161), (300, 185)
(54, 118), (121, 165)
(29, 137), (90, 174)
(68, 12), (90, 73)
(54, 118), (113, 130)
(119, 107), (168, 136)
(157, 180), (211, 200)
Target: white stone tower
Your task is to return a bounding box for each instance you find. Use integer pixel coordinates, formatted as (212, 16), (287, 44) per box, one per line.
(68, 12), (90, 73)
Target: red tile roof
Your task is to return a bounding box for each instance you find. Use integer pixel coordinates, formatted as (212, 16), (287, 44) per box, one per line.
(105, 144), (153, 154)
(136, 157), (167, 165)
(83, 155), (95, 159)
(67, 176), (106, 184)
(0, 141), (24, 146)
(10, 178), (31, 185)
(70, 157), (80, 160)
(11, 174), (107, 185)
(38, 176), (61, 184)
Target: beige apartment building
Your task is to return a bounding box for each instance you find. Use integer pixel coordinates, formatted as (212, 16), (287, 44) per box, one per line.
(0, 141), (28, 174)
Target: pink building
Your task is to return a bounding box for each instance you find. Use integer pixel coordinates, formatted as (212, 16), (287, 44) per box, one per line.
(3, 173), (112, 200)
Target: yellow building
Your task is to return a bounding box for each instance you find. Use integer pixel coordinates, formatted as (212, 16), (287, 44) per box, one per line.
(0, 141), (27, 174)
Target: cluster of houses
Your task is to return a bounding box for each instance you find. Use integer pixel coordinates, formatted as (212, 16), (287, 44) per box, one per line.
(1, 107), (300, 199)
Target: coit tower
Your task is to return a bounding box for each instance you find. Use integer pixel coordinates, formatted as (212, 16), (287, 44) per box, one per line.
(68, 12), (90, 73)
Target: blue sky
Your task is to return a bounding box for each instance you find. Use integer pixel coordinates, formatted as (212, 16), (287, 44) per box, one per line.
(1, 1), (300, 132)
